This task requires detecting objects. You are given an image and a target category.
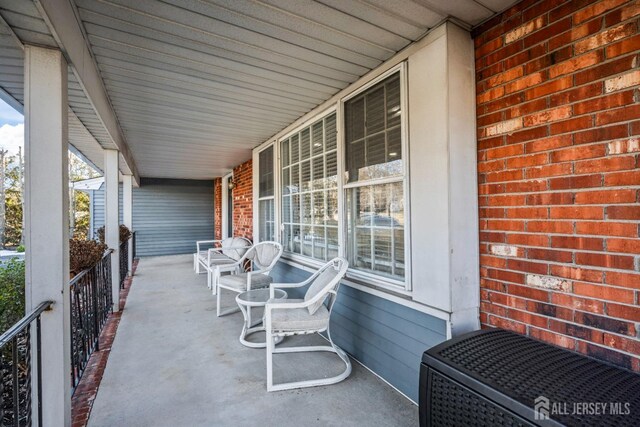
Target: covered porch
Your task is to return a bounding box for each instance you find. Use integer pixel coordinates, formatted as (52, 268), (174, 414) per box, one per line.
(1, 0), (639, 425)
(86, 254), (417, 426)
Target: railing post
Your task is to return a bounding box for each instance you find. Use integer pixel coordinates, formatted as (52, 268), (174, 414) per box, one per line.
(24, 45), (71, 426)
(123, 174), (133, 276)
(105, 149), (120, 313)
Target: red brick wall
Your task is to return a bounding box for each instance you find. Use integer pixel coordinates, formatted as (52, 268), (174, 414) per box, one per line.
(214, 178), (222, 240)
(232, 159), (253, 240)
(474, 0), (639, 371)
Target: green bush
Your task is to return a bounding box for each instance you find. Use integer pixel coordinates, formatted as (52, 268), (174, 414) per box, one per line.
(15, 245), (25, 253)
(0, 259), (25, 333)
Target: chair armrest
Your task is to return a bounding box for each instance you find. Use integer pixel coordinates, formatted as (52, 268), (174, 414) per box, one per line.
(196, 239), (221, 252)
(265, 299), (309, 311)
(270, 282), (308, 289)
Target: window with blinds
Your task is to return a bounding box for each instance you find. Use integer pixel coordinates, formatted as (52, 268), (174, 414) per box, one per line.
(258, 145), (275, 242)
(281, 113), (338, 261)
(345, 73), (405, 281)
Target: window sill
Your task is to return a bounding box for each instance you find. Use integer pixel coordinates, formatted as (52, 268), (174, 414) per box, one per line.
(281, 253), (408, 292)
(278, 254), (451, 322)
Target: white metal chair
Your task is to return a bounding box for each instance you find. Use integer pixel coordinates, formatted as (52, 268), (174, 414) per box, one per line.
(264, 257), (350, 392)
(194, 237), (251, 291)
(216, 241), (283, 317)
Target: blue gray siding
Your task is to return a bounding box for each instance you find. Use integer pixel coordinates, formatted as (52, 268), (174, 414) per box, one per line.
(270, 261), (447, 402)
(91, 185), (123, 238)
(93, 178), (214, 257)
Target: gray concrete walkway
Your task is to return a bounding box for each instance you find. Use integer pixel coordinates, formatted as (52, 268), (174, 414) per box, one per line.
(88, 255), (417, 427)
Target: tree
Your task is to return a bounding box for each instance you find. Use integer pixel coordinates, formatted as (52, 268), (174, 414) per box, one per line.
(0, 149), (7, 248)
(69, 152), (100, 240)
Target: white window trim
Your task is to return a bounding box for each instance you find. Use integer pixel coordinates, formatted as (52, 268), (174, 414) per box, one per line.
(278, 255), (451, 323)
(221, 172), (232, 239)
(339, 62), (412, 292)
(278, 109), (339, 262)
(261, 63), (411, 292)
(253, 143), (277, 242)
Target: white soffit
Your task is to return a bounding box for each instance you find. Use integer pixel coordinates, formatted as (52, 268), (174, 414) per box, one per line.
(4, 0), (521, 180)
(0, 0), (133, 176)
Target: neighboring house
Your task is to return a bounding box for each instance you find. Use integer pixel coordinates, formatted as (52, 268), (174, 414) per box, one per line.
(74, 177), (214, 257)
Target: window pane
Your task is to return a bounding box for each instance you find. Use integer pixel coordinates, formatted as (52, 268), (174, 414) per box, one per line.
(313, 227), (326, 261)
(258, 146), (274, 198)
(347, 182), (404, 280)
(345, 97), (364, 143)
(282, 195), (291, 223)
(312, 121), (324, 156)
(300, 160), (311, 192)
(281, 138), (290, 167)
(300, 128), (310, 160)
(345, 73), (403, 183)
(312, 191), (325, 225)
(325, 115), (336, 150)
(386, 76), (401, 128)
(291, 134), (299, 163)
(301, 225), (313, 257)
(365, 86), (385, 135)
(327, 226), (339, 259)
(282, 166), (291, 195)
(312, 155), (324, 190)
(259, 199), (274, 242)
(280, 113), (337, 262)
(326, 151), (338, 189)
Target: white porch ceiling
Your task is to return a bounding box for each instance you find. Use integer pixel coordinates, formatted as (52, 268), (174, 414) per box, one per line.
(0, 0), (132, 175)
(1, 0), (519, 180)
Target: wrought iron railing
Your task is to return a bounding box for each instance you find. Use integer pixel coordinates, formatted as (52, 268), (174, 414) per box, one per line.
(70, 250), (113, 389)
(119, 238), (128, 289)
(131, 231), (137, 261)
(0, 300), (53, 427)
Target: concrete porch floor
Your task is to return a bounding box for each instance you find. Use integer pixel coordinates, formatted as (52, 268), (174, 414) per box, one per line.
(88, 254), (418, 426)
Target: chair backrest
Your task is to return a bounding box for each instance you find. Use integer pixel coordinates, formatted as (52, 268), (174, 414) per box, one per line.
(220, 237), (252, 261)
(304, 258), (348, 315)
(245, 241), (283, 271)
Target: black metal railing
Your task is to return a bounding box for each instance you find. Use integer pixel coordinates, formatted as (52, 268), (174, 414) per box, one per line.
(0, 300), (53, 427)
(119, 238), (128, 289)
(131, 231), (136, 261)
(70, 250), (113, 389)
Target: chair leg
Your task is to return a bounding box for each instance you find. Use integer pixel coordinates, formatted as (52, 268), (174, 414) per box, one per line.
(194, 254), (199, 273)
(211, 269), (219, 295)
(216, 284), (222, 317)
(207, 269), (211, 289)
(266, 322), (274, 392)
(267, 331), (352, 392)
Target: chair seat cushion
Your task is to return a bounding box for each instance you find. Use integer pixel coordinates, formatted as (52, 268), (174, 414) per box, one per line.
(218, 273), (273, 290)
(198, 251), (235, 266)
(268, 300), (330, 332)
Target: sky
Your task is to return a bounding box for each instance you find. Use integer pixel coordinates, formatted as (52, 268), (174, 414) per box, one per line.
(0, 98), (23, 155)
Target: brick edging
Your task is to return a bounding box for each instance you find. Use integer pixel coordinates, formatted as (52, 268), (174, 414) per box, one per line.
(70, 259), (139, 427)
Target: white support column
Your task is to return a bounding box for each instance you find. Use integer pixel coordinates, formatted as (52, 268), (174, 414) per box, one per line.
(104, 149), (120, 312)
(24, 45), (71, 427)
(122, 174), (133, 275)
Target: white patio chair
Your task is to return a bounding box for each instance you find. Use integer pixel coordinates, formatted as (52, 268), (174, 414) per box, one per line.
(264, 257), (350, 392)
(216, 241), (283, 317)
(194, 237), (251, 290)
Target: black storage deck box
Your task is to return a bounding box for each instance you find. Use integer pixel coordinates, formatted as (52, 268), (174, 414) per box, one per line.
(420, 329), (640, 426)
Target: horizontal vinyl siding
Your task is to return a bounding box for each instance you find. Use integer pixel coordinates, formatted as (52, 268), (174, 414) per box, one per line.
(132, 178), (214, 256)
(91, 179), (214, 256)
(91, 186), (123, 239)
(269, 261), (447, 402)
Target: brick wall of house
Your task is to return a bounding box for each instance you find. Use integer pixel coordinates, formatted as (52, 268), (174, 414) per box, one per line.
(474, 0), (639, 371)
(232, 159), (253, 240)
(214, 177), (222, 240)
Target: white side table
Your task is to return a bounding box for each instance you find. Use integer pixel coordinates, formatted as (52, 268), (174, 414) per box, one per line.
(235, 288), (287, 348)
